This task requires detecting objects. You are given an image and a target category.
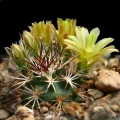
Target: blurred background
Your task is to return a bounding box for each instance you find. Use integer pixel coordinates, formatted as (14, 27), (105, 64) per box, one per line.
(0, 0), (120, 56)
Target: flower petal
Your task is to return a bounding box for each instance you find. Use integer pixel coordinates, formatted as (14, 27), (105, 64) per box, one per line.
(64, 39), (80, 51)
(67, 35), (82, 49)
(87, 27), (100, 48)
(93, 38), (114, 51)
(99, 58), (108, 66)
(75, 27), (87, 49)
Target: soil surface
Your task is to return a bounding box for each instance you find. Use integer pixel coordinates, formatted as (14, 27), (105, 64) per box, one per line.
(1, 54), (120, 120)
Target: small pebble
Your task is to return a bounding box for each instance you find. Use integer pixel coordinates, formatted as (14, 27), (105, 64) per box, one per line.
(41, 106), (48, 113)
(44, 115), (53, 120)
(0, 109), (10, 119)
(58, 116), (69, 120)
(48, 110), (54, 115)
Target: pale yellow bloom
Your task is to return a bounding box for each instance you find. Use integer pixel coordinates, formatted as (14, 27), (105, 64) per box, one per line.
(64, 26), (119, 69)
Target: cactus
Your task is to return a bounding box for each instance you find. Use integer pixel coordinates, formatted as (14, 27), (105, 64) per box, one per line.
(5, 18), (118, 111)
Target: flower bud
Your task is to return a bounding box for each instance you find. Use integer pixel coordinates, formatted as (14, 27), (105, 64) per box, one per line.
(57, 18), (76, 45)
(22, 31), (39, 54)
(43, 21), (57, 45)
(6, 44), (27, 66)
(11, 44), (26, 60)
(29, 21), (45, 37)
(28, 21), (57, 46)
(29, 22), (45, 44)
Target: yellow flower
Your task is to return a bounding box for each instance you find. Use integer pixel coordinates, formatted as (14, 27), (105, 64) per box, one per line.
(29, 21), (57, 45)
(57, 18), (76, 46)
(64, 26), (119, 69)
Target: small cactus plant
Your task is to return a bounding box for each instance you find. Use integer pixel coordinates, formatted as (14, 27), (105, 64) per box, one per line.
(5, 18), (118, 111)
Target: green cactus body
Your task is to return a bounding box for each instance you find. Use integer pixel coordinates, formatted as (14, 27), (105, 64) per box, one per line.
(19, 40), (80, 108)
